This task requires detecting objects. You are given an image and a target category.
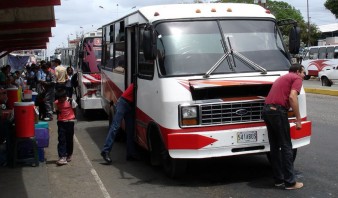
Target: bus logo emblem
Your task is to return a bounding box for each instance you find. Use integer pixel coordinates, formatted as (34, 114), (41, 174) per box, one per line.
(235, 109), (248, 116)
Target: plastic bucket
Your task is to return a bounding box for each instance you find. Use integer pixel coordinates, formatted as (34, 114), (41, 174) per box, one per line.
(23, 89), (32, 101)
(6, 88), (20, 109)
(14, 102), (35, 138)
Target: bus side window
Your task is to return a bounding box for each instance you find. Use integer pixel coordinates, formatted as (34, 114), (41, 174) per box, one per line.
(327, 47), (334, 59)
(334, 47), (338, 59)
(309, 48), (319, 60)
(318, 47), (327, 59)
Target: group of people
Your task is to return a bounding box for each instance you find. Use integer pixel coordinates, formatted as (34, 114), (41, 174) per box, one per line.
(0, 59), (77, 166)
(27, 59), (75, 121)
(0, 65), (25, 89)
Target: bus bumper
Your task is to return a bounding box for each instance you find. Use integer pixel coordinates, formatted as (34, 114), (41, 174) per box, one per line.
(167, 121), (311, 159)
(80, 97), (102, 110)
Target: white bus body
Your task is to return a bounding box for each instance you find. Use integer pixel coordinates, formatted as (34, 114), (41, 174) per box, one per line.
(100, 3), (311, 177)
(302, 45), (338, 79)
(75, 30), (103, 111)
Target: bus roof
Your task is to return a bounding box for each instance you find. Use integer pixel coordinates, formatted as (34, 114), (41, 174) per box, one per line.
(103, 3), (274, 27)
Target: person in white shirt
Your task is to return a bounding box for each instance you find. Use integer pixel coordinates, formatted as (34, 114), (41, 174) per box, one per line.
(54, 59), (68, 91)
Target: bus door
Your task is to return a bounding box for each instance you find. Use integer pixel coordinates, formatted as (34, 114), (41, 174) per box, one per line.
(126, 25), (139, 139)
(126, 25), (138, 86)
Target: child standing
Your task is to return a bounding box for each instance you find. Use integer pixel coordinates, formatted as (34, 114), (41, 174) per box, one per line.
(54, 88), (77, 165)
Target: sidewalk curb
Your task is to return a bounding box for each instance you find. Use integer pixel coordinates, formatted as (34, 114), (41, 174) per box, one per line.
(304, 88), (338, 96)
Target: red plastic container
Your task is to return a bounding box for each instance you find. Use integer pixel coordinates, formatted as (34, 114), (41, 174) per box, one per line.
(14, 102), (35, 138)
(6, 88), (20, 109)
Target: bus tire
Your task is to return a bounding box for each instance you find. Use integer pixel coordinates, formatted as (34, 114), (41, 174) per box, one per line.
(321, 76), (332, 87)
(304, 75), (311, 80)
(147, 126), (162, 166)
(161, 150), (188, 178)
(266, 148), (297, 163)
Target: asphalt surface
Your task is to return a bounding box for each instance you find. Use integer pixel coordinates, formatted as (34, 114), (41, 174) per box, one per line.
(0, 78), (337, 198)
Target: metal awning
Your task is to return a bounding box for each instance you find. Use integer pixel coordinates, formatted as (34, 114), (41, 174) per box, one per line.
(0, 0), (60, 56)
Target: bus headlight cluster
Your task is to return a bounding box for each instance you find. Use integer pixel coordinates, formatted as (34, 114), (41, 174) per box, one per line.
(181, 106), (198, 126)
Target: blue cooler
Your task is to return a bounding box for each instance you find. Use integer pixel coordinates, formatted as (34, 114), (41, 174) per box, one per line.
(35, 128), (49, 148)
(35, 121), (49, 129)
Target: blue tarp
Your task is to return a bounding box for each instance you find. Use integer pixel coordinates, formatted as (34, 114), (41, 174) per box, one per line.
(7, 54), (30, 72)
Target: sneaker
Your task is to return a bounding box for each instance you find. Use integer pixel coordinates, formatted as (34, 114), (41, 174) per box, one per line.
(66, 156), (72, 162)
(275, 183), (284, 187)
(56, 157), (68, 165)
(100, 151), (112, 164)
(285, 182), (304, 190)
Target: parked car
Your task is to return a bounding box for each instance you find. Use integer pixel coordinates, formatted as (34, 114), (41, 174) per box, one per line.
(318, 65), (338, 86)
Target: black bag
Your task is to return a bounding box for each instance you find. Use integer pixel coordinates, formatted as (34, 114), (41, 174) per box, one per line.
(71, 73), (78, 88)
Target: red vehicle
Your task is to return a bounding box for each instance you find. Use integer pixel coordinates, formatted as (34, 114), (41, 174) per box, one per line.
(75, 29), (103, 113)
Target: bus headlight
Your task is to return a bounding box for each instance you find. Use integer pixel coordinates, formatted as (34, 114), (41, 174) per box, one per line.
(181, 106), (198, 126)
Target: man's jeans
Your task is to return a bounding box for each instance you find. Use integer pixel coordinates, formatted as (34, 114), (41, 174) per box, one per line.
(102, 97), (135, 157)
(263, 105), (296, 186)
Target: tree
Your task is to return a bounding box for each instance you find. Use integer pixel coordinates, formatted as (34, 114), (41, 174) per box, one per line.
(220, 0), (321, 46)
(324, 0), (338, 18)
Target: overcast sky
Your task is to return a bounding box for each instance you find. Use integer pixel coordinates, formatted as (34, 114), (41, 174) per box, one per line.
(47, 0), (338, 57)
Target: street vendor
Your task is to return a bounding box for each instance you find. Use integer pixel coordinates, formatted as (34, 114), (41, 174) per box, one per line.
(0, 88), (12, 166)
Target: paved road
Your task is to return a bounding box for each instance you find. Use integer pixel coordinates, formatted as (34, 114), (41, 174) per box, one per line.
(1, 83), (338, 198)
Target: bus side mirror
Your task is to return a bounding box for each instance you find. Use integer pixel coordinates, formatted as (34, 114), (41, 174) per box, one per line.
(289, 26), (300, 54)
(79, 51), (84, 59)
(143, 27), (156, 60)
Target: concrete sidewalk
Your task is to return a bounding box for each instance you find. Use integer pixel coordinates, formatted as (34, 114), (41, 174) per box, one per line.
(0, 115), (103, 198)
(303, 78), (338, 96)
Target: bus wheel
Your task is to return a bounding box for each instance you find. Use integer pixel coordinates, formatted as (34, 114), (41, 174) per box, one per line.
(161, 150), (187, 178)
(321, 77), (332, 87)
(304, 75), (311, 80)
(266, 148), (297, 163)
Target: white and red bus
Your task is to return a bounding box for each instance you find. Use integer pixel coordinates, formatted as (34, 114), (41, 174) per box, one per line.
(100, 3), (312, 177)
(75, 30), (103, 113)
(302, 45), (338, 79)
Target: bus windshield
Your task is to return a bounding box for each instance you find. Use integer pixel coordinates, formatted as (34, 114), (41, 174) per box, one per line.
(155, 20), (290, 76)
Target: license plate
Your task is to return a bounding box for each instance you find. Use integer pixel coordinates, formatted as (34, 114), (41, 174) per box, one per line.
(237, 131), (257, 143)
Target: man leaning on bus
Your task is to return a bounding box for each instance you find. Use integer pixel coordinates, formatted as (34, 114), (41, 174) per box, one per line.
(262, 63), (305, 190)
(100, 83), (139, 163)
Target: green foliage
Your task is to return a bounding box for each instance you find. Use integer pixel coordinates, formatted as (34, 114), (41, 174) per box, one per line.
(324, 0), (338, 18)
(220, 0), (321, 46)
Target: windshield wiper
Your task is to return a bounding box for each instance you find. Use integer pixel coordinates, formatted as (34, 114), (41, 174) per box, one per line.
(204, 38), (234, 78)
(232, 51), (267, 74)
(203, 50), (231, 78)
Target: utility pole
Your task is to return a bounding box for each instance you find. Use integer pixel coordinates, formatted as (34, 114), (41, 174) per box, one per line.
(307, 0), (310, 47)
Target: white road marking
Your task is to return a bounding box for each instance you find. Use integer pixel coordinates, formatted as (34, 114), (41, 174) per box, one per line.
(74, 135), (111, 198)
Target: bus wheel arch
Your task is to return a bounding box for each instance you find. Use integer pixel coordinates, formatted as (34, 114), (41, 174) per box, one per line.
(146, 123), (188, 178)
(146, 122), (163, 166)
